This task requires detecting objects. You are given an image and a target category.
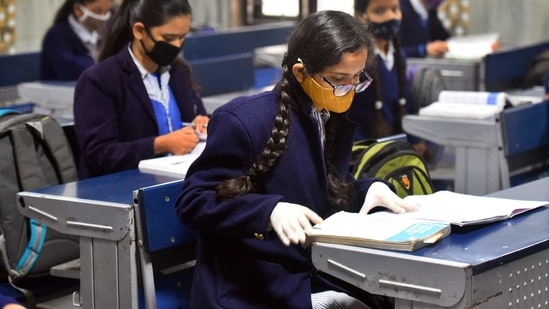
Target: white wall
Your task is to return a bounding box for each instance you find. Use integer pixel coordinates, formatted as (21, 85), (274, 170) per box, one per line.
(14, 0), (64, 53)
(468, 0), (549, 46)
(11, 0), (549, 54)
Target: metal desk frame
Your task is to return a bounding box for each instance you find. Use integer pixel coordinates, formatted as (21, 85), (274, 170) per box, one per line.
(16, 170), (188, 309)
(403, 100), (549, 195)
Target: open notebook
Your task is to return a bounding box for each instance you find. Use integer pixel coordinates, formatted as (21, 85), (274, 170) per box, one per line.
(401, 191), (549, 227)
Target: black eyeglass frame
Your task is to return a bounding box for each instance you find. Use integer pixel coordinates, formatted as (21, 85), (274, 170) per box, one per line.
(320, 71), (373, 97)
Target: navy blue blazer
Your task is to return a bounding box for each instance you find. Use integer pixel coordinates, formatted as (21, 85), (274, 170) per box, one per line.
(399, 0), (450, 58)
(40, 20), (95, 81)
(348, 52), (414, 141)
(176, 85), (379, 308)
(74, 47), (206, 178)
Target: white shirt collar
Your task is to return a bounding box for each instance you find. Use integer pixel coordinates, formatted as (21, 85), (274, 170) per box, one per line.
(128, 44), (149, 80)
(128, 44), (172, 126)
(68, 14), (99, 46)
(374, 41), (395, 71)
(410, 0), (428, 21)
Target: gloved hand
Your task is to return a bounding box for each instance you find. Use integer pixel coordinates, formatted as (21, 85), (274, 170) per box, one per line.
(270, 202), (323, 246)
(360, 181), (419, 214)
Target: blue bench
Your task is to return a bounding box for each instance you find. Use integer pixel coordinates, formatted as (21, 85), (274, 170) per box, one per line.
(133, 179), (197, 308)
(484, 41), (549, 91)
(500, 100), (549, 186)
(184, 21), (294, 60)
(188, 52), (255, 97)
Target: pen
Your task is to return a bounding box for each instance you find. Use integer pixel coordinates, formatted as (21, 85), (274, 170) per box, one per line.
(181, 122), (208, 129)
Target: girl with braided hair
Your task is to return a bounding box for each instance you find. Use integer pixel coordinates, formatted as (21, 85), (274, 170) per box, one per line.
(349, 0), (429, 157)
(176, 10), (417, 309)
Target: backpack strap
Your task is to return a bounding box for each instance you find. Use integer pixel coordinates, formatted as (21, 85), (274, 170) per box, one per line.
(14, 219), (47, 276)
(25, 116), (78, 183)
(10, 126), (47, 190)
(0, 109), (19, 118)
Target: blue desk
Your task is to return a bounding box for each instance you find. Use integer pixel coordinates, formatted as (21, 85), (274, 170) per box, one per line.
(312, 177), (549, 308)
(17, 169), (188, 309)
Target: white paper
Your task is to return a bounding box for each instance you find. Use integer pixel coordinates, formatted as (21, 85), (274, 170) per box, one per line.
(445, 33), (499, 59)
(138, 142), (206, 178)
(402, 191), (549, 226)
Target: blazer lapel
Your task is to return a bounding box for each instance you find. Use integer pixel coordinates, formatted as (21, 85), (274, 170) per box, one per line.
(118, 48), (157, 123)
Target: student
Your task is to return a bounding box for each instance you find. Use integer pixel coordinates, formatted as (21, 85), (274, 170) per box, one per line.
(176, 10), (417, 309)
(73, 0), (208, 178)
(398, 0), (450, 58)
(40, 0), (113, 81)
(349, 0), (429, 158)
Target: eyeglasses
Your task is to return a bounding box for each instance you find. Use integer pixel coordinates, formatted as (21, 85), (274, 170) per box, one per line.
(321, 71), (373, 97)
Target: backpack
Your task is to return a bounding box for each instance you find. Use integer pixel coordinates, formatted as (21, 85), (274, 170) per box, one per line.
(409, 66), (447, 114)
(349, 139), (434, 198)
(0, 111), (80, 301)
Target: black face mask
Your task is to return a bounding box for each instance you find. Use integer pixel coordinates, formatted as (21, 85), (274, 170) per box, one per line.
(142, 29), (183, 66)
(368, 19), (401, 41)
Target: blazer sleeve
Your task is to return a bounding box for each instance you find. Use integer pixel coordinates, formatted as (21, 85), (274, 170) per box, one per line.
(74, 63), (156, 177)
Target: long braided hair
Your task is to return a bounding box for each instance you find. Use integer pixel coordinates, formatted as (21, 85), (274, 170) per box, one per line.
(216, 10), (375, 211)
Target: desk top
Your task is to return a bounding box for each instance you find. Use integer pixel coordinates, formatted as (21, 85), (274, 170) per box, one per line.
(394, 177), (549, 274)
(33, 169), (183, 205)
(29, 171), (549, 274)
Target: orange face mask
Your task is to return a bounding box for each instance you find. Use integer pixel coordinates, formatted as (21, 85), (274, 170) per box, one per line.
(300, 76), (355, 113)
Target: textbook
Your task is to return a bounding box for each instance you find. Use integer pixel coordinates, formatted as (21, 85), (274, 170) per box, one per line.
(138, 142), (206, 178)
(401, 190), (549, 227)
(418, 90), (508, 119)
(305, 211), (451, 252)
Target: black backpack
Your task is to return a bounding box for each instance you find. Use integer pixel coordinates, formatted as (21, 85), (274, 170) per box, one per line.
(410, 66), (447, 114)
(0, 111), (80, 302)
(349, 139), (434, 198)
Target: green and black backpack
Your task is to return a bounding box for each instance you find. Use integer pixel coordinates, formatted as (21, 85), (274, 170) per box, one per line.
(349, 139), (434, 198)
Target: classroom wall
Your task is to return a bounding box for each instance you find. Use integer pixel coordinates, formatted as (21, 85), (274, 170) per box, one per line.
(468, 0), (549, 46)
(7, 0), (549, 55)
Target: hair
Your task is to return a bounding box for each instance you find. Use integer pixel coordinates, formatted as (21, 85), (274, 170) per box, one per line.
(97, 0), (192, 62)
(216, 10), (376, 211)
(53, 0), (96, 24)
(354, 0), (408, 138)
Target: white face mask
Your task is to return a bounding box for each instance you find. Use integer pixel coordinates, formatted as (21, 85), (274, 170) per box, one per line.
(78, 5), (111, 33)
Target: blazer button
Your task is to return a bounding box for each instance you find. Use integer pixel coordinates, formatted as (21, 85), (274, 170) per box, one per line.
(254, 232), (265, 240)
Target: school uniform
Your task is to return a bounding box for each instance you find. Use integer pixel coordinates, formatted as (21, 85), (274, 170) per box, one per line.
(40, 20), (95, 81)
(399, 0), (450, 58)
(347, 47), (414, 141)
(74, 47), (206, 178)
(176, 84), (380, 308)
(0, 295), (20, 308)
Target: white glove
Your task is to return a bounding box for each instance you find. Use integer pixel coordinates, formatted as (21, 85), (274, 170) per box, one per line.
(360, 181), (419, 214)
(270, 202), (323, 246)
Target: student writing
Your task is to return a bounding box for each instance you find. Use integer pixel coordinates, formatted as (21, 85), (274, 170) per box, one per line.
(74, 0), (208, 178)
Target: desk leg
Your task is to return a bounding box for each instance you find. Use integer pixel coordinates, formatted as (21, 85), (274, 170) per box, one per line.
(78, 228), (139, 308)
(80, 237), (93, 308)
(455, 146), (503, 195)
(394, 299), (413, 309)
